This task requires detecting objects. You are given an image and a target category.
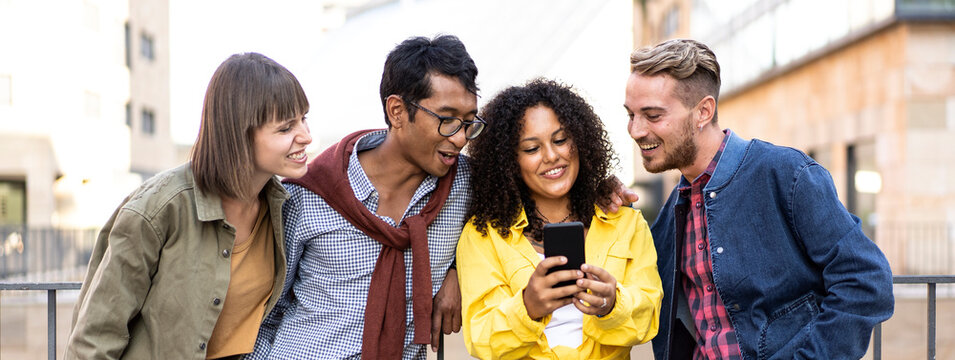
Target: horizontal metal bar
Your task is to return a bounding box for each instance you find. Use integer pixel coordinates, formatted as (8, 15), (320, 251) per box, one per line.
(892, 275), (955, 284)
(0, 282), (82, 291)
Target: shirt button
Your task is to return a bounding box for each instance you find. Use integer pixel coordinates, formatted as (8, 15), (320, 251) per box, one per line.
(222, 249), (231, 258)
(213, 298), (221, 306)
(705, 285), (713, 292)
(716, 247), (724, 254)
(695, 201), (702, 208)
(199, 342), (206, 350)
(697, 243), (705, 250)
(709, 192), (717, 199)
(710, 324), (718, 332)
(733, 304), (741, 311)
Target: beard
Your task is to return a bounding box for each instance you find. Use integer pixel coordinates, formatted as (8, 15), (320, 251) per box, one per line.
(641, 114), (698, 173)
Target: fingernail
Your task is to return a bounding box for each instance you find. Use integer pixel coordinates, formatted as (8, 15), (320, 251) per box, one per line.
(561, 256), (567, 262)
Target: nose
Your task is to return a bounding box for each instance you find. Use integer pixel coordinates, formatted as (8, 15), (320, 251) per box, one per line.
(628, 116), (648, 141)
(542, 144), (559, 163)
(447, 127), (468, 149)
(297, 120), (313, 145)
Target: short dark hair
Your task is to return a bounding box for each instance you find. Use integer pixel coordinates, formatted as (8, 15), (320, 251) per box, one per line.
(467, 78), (617, 238)
(191, 52), (309, 200)
(379, 35), (479, 126)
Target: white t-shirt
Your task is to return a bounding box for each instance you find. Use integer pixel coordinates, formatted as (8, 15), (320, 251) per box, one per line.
(538, 253), (583, 349)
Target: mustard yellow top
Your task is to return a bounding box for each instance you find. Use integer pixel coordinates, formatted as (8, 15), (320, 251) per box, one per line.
(206, 204), (275, 358)
(457, 206), (663, 360)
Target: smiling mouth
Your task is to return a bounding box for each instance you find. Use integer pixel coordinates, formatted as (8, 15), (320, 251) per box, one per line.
(439, 151), (458, 159)
(542, 166), (566, 176)
(288, 150), (306, 161)
(639, 143), (660, 151)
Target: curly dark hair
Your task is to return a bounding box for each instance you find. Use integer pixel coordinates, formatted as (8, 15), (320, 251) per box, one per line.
(467, 78), (618, 239)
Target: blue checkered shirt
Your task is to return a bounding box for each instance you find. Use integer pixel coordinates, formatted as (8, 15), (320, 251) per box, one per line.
(248, 130), (471, 360)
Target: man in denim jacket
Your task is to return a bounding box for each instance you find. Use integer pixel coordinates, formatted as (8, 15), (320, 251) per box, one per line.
(624, 39), (894, 359)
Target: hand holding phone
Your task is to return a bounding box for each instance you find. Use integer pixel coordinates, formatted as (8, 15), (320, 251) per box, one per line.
(543, 222), (586, 288)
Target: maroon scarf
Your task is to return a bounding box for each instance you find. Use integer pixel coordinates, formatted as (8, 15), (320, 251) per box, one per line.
(285, 129), (457, 359)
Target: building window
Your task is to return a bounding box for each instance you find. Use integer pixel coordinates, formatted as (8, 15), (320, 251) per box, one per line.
(0, 75), (10, 105)
(847, 141), (879, 239)
(141, 32), (154, 61)
(125, 22), (132, 68)
(0, 180), (26, 226)
(141, 108), (155, 135)
(125, 101), (132, 127)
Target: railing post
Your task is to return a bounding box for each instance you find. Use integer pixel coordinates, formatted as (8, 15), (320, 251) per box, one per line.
(928, 282), (936, 360)
(48, 289), (57, 360)
(873, 323), (882, 360)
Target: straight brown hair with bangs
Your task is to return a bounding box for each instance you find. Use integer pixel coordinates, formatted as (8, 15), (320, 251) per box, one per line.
(191, 52), (309, 201)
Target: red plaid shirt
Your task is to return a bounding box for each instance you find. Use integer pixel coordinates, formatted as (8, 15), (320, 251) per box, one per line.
(679, 130), (742, 359)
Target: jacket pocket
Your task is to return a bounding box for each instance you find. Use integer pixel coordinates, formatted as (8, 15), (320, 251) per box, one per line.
(757, 293), (818, 360)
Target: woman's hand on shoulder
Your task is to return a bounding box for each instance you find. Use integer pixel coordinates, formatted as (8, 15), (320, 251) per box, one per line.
(573, 264), (617, 317)
(523, 256), (583, 320)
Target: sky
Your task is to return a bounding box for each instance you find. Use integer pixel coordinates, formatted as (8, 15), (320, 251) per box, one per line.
(169, 0), (638, 180)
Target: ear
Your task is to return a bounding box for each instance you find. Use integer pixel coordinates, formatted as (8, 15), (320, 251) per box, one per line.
(695, 95), (717, 128)
(385, 94), (407, 129)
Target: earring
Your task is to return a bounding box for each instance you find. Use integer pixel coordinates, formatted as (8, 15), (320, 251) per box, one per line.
(699, 124), (704, 132)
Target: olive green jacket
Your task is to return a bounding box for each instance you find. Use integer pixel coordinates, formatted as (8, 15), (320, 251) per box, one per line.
(66, 163), (289, 360)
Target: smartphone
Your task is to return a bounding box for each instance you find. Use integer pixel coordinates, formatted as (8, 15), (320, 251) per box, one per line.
(543, 221), (586, 288)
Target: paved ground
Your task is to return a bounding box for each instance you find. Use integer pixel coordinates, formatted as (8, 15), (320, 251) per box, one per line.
(1, 294), (952, 359)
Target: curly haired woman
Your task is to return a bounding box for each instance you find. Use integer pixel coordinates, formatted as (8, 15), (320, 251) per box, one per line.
(457, 78), (663, 359)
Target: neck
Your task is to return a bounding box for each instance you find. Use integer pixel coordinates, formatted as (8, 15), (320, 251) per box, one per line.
(532, 196), (572, 223)
(358, 134), (427, 196)
(680, 126), (723, 181)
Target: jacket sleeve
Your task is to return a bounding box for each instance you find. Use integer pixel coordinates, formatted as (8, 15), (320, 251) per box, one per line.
(248, 191), (306, 359)
(790, 163), (894, 358)
(66, 207), (164, 360)
(584, 214), (663, 347)
(457, 223), (548, 360)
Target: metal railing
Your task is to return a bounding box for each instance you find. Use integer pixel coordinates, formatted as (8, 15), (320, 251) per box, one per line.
(0, 282), (81, 360)
(0, 281), (447, 360)
(2, 276), (952, 360)
(872, 275), (955, 360)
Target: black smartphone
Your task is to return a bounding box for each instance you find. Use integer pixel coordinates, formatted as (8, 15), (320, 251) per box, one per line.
(543, 221), (586, 288)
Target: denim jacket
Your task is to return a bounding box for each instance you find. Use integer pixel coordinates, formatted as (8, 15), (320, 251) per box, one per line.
(650, 131), (894, 360)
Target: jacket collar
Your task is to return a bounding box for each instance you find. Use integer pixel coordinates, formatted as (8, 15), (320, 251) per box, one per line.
(191, 166), (289, 222)
(704, 130), (751, 192)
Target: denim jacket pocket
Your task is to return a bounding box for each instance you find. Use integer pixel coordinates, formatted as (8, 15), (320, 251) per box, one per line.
(757, 293), (818, 360)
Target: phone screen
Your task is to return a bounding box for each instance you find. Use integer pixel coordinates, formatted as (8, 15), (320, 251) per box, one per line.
(543, 221), (586, 288)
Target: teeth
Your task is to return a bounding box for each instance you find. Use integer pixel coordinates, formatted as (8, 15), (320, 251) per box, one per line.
(544, 167), (563, 176)
(288, 151), (305, 160)
(639, 143), (659, 150)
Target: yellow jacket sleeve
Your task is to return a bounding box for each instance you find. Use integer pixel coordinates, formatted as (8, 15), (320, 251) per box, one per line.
(582, 209), (662, 348)
(457, 221), (550, 359)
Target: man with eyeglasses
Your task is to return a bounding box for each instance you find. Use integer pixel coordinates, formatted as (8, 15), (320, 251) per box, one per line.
(248, 35), (484, 360)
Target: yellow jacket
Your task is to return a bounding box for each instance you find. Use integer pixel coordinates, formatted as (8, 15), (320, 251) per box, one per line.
(457, 206), (663, 360)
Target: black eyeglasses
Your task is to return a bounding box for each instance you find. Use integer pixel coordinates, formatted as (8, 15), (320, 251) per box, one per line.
(407, 101), (486, 140)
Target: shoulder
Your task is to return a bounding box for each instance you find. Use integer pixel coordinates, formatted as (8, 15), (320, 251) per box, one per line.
(121, 164), (196, 218)
(746, 139), (814, 168)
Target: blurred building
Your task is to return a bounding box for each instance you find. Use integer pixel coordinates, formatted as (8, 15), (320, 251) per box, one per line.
(0, 0), (174, 230)
(630, 0), (955, 274)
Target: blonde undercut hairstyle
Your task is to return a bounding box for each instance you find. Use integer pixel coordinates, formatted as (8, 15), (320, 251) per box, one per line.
(191, 52), (309, 201)
(630, 39), (721, 122)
